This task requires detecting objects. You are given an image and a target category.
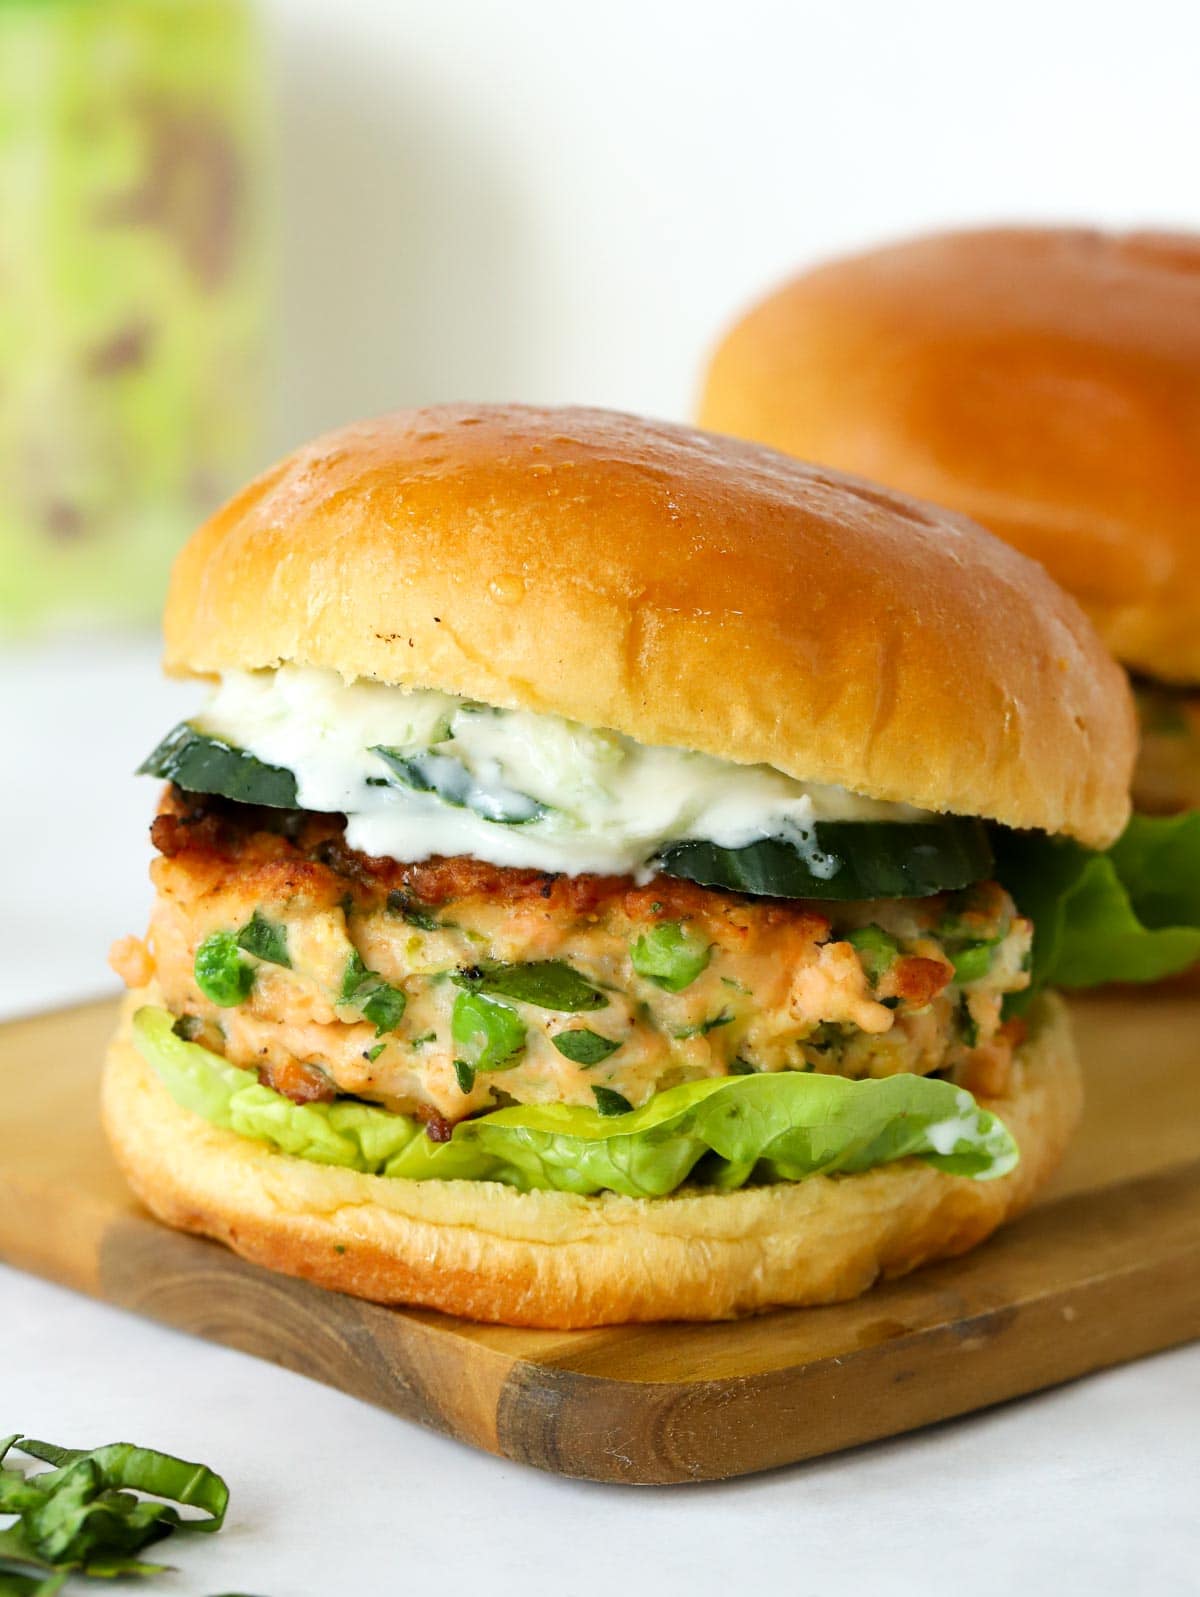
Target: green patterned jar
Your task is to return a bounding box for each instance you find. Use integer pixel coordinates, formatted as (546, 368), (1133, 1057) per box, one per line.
(0, 0), (269, 631)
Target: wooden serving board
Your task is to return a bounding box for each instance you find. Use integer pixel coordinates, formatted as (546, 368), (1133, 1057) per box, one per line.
(2, 994), (1199, 1484)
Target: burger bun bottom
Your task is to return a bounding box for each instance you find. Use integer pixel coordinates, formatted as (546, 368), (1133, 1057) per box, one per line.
(102, 990), (1081, 1328)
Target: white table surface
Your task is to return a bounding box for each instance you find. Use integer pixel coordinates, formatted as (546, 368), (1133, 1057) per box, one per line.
(4, 638), (1198, 1596)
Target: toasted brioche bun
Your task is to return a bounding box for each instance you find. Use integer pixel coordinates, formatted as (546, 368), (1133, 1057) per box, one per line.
(102, 990), (1080, 1328)
(698, 227), (1200, 686)
(163, 404), (1132, 848)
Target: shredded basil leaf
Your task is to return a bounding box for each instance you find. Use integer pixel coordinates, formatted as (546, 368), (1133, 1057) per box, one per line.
(0, 1433), (229, 1589)
(339, 952), (407, 1035)
(235, 910), (291, 969)
(385, 890), (441, 932)
(552, 1029), (621, 1065)
(592, 1086), (634, 1116)
(452, 960), (607, 1011)
(672, 1010), (733, 1040)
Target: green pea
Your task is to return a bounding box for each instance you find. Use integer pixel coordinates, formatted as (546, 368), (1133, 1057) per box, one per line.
(194, 932), (254, 1007)
(846, 924), (900, 985)
(451, 989), (526, 1072)
(952, 942), (993, 985)
(630, 921), (711, 992)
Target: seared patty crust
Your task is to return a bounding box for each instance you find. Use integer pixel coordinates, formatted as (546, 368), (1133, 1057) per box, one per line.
(110, 788), (1032, 1126)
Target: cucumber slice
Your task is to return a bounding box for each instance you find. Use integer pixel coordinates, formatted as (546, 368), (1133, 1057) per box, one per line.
(138, 724), (299, 809)
(657, 818), (993, 901)
(139, 723), (993, 901)
(370, 746), (548, 824)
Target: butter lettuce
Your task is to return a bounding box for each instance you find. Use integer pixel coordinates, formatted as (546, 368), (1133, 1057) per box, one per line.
(132, 1007), (1017, 1198)
(995, 811), (1200, 994)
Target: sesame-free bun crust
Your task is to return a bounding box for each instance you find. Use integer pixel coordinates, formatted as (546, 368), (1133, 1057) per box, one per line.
(699, 227), (1200, 686)
(164, 405), (1131, 848)
(102, 991), (1081, 1328)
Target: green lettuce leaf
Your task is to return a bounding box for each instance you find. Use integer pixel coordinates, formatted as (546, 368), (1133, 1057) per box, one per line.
(994, 811), (1200, 994)
(132, 1007), (1018, 1199)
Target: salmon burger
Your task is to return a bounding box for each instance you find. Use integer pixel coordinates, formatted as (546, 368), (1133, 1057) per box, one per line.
(105, 404), (1135, 1326)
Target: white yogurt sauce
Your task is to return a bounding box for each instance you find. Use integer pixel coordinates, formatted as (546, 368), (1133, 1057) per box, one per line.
(195, 667), (934, 878)
(925, 1090), (1016, 1175)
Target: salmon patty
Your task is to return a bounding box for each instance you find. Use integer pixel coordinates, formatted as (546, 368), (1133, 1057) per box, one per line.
(110, 787), (1033, 1127)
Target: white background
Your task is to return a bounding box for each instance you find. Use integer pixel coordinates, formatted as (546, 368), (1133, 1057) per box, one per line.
(5, 2), (1200, 1592)
(262, 0), (1200, 454)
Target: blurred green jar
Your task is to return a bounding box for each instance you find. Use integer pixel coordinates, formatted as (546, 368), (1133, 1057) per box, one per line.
(0, 0), (269, 631)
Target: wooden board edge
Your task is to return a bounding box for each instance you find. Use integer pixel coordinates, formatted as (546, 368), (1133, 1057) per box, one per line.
(0, 1175), (517, 1465)
(3, 1158), (1198, 1484)
(489, 1158), (1200, 1481)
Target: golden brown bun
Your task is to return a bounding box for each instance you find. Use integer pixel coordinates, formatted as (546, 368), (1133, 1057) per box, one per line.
(164, 404), (1132, 848)
(102, 990), (1081, 1328)
(699, 227), (1200, 686)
